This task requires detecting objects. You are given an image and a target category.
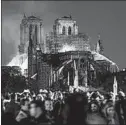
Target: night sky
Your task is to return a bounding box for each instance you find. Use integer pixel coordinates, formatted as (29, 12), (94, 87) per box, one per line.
(2, 1), (126, 69)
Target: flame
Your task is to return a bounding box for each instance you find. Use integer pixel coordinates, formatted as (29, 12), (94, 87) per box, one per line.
(59, 44), (76, 52)
(7, 53), (28, 76)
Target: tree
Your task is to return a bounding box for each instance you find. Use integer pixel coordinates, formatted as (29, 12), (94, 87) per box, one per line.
(1, 66), (27, 93)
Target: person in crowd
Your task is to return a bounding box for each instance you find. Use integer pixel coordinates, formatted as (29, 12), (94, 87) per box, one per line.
(44, 99), (53, 112)
(15, 99), (32, 125)
(115, 96), (125, 125)
(103, 101), (120, 125)
(1, 88), (126, 125)
(19, 98), (30, 114)
(2, 95), (10, 112)
(61, 93), (87, 125)
(5, 93), (21, 117)
(86, 100), (107, 125)
(15, 106), (29, 123)
(119, 89), (126, 97)
(36, 95), (43, 101)
(53, 97), (64, 116)
(1, 99), (4, 116)
(116, 94), (126, 125)
(53, 97), (64, 125)
(90, 92), (97, 101)
(2, 112), (19, 125)
(44, 99), (55, 124)
(29, 100), (49, 125)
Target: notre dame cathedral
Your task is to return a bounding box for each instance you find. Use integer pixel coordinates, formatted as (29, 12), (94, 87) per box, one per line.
(18, 15), (118, 91)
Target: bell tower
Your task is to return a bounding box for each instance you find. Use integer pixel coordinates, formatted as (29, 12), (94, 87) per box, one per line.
(19, 14), (44, 54)
(53, 15), (78, 36)
(95, 34), (104, 54)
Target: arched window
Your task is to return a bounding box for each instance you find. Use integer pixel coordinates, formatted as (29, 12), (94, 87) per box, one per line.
(35, 25), (37, 42)
(62, 26), (66, 35)
(68, 26), (72, 35)
(29, 24), (33, 41)
(80, 58), (84, 63)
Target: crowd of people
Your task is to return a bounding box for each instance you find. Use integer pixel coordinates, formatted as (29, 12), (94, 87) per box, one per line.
(1, 88), (126, 125)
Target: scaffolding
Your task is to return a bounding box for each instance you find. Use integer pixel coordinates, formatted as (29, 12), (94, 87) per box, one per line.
(46, 32), (90, 53)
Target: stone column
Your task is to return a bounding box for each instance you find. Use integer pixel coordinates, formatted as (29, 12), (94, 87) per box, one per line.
(40, 23), (42, 43)
(57, 24), (58, 35)
(74, 70), (79, 88)
(50, 65), (53, 86)
(56, 71), (59, 81)
(40, 23), (44, 52)
(37, 24), (40, 44)
(84, 68), (88, 87)
(24, 26), (28, 53)
(24, 26), (27, 45)
(22, 25), (25, 45)
(26, 25), (29, 42)
(66, 26), (68, 35)
(74, 60), (79, 88)
(71, 25), (74, 35)
(75, 25), (78, 35)
(20, 24), (23, 44)
(53, 71), (56, 82)
(56, 24), (59, 35)
(59, 25), (62, 34)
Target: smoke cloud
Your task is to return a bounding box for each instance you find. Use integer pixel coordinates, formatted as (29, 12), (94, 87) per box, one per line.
(2, 14), (21, 65)
(59, 44), (76, 52)
(2, 1), (59, 65)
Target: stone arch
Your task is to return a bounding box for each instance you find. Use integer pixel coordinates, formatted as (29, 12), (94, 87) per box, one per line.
(35, 25), (38, 42)
(29, 24), (33, 41)
(68, 26), (72, 35)
(62, 26), (66, 35)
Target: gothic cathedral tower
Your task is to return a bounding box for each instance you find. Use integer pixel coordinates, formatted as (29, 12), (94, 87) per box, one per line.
(19, 15), (44, 81)
(18, 14), (44, 54)
(53, 15), (78, 36)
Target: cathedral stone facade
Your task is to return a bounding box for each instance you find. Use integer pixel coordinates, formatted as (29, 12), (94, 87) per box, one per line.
(18, 15), (118, 91)
(53, 16), (78, 35)
(19, 15), (44, 54)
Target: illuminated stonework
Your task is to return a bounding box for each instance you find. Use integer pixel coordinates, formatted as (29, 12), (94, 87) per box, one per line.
(53, 16), (78, 35)
(18, 15), (44, 54)
(46, 16), (90, 53)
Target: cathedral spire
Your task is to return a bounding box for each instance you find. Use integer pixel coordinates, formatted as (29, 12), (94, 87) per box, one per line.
(95, 34), (101, 53)
(95, 33), (104, 54)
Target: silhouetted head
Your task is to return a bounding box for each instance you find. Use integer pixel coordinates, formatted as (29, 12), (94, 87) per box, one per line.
(29, 100), (44, 118)
(89, 100), (100, 113)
